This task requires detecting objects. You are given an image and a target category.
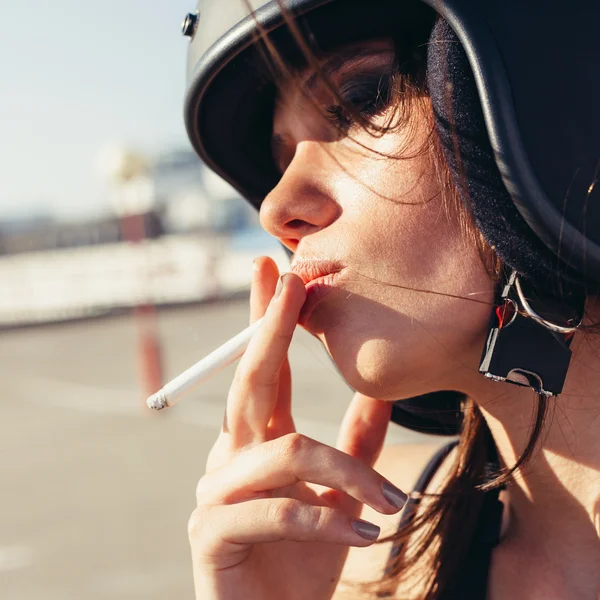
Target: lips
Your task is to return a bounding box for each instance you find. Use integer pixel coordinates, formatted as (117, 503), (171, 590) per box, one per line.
(290, 259), (345, 286)
(290, 259), (346, 326)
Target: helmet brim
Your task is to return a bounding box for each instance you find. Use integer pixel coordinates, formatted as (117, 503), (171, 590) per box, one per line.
(184, 0), (435, 209)
(184, 0), (600, 283)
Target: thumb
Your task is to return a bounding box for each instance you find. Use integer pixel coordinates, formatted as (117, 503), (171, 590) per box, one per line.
(335, 392), (392, 467)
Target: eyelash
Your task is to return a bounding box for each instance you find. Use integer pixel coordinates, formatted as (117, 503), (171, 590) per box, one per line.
(324, 74), (392, 131)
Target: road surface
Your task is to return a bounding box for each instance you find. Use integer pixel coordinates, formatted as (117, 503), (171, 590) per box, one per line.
(0, 298), (436, 600)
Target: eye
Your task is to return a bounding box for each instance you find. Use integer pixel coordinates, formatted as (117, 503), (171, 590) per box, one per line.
(324, 72), (392, 132)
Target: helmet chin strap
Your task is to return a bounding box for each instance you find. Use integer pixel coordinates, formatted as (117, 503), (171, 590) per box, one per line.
(479, 269), (584, 397)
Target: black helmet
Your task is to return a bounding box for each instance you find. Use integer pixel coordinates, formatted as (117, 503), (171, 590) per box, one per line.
(181, 0), (600, 434)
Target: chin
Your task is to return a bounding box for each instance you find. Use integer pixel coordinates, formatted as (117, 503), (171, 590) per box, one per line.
(323, 335), (445, 402)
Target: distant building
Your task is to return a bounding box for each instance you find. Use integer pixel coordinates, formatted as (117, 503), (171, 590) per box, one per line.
(0, 212), (163, 255)
(0, 149), (258, 256)
(152, 149), (258, 233)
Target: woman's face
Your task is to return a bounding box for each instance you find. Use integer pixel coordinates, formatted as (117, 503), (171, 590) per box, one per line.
(260, 40), (495, 401)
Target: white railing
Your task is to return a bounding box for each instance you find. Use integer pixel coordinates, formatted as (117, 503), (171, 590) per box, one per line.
(0, 234), (289, 326)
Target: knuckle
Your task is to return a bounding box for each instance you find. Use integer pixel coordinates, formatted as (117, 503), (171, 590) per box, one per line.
(305, 504), (328, 533)
(277, 432), (310, 460)
(273, 328), (292, 345)
(236, 362), (278, 390)
(300, 506), (329, 533)
(247, 368), (279, 390)
(234, 360), (259, 384)
(266, 498), (302, 527)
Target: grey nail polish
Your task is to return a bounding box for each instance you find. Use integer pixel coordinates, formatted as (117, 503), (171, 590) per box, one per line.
(382, 481), (408, 509)
(351, 519), (381, 540)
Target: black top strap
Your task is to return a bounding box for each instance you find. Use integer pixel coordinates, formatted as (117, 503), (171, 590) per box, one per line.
(438, 486), (503, 600)
(381, 440), (504, 600)
(382, 440), (459, 578)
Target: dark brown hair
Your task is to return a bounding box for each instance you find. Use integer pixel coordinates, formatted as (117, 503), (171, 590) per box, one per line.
(244, 1), (555, 598)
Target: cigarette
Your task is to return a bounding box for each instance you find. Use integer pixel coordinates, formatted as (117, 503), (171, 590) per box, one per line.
(147, 316), (265, 411)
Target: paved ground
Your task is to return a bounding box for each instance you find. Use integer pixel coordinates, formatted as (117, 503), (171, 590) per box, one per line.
(0, 298), (436, 600)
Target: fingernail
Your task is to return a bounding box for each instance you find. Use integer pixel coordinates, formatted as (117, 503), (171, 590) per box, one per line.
(274, 273), (288, 299)
(382, 481), (408, 509)
(253, 259), (259, 271)
(351, 519), (380, 540)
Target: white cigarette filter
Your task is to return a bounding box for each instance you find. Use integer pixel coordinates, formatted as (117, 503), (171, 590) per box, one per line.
(146, 316), (265, 411)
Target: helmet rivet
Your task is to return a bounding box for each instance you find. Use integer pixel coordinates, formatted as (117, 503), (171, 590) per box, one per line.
(181, 12), (199, 38)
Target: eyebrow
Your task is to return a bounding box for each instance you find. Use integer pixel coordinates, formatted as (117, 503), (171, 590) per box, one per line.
(271, 46), (392, 170)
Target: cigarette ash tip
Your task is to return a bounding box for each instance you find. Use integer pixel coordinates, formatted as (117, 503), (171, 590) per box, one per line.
(147, 390), (168, 411)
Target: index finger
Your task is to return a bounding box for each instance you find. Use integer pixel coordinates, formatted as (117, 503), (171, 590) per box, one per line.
(226, 272), (306, 447)
(250, 256), (280, 324)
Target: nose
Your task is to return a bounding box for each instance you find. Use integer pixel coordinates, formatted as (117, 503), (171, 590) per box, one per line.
(259, 141), (341, 252)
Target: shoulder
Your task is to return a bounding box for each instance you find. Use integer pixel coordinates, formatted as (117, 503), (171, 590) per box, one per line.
(334, 440), (457, 599)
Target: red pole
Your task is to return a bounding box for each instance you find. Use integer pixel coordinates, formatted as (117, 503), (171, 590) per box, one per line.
(120, 212), (164, 404)
(134, 303), (163, 400)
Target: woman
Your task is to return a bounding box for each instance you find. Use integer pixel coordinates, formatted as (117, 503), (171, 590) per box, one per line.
(180, 1), (600, 598)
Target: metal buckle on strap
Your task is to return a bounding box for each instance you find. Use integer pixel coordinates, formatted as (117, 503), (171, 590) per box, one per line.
(478, 270), (583, 396)
(514, 277), (582, 335)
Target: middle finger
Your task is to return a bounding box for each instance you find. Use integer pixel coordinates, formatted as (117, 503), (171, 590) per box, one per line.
(196, 433), (407, 516)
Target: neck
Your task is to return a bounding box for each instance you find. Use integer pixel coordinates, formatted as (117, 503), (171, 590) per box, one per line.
(468, 331), (600, 598)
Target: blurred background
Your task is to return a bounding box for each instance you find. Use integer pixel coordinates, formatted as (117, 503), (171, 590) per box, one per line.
(0, 1), (436, 598)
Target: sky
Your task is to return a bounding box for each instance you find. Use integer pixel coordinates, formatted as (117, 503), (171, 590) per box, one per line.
(0, 0), (197, 221)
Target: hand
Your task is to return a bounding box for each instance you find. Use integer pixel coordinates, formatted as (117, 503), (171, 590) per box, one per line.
(189, 256), (407, 600)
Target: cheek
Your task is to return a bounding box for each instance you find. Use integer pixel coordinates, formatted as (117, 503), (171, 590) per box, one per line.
(348, 147), (483, 291)
(318, 133), (496, 397)
(320, 274), (493, 400)
(315, 197), (495, 398)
